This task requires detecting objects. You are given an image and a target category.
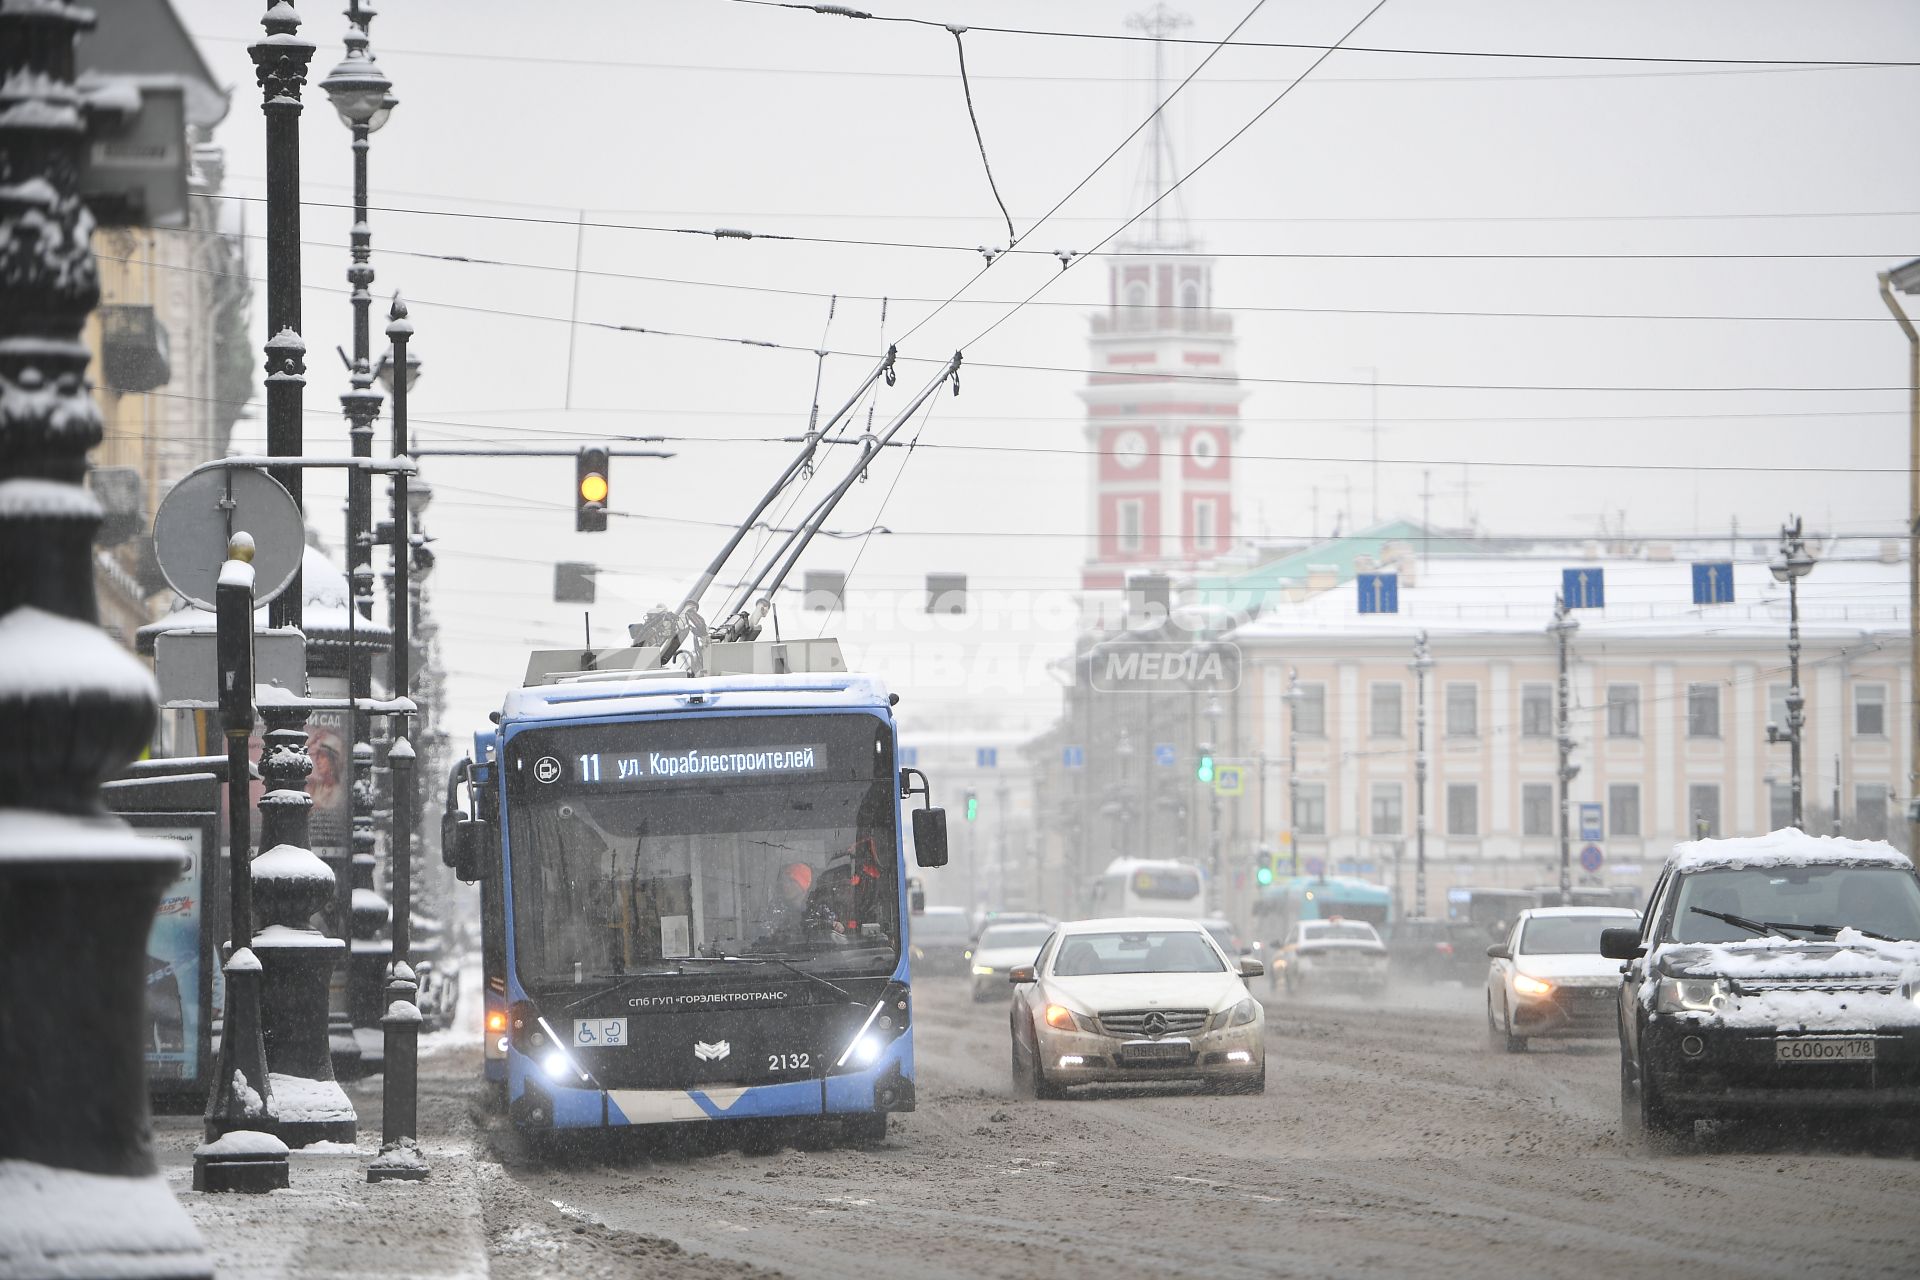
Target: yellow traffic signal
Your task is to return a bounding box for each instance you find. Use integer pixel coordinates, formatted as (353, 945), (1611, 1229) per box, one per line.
(576, 446), (609, 532)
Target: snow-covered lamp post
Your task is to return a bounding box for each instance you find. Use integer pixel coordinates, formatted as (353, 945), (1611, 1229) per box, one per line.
(0, 2), (211, 1272)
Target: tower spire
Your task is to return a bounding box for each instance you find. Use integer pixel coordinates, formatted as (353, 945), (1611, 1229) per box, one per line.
(1124, 4), (1194, 250)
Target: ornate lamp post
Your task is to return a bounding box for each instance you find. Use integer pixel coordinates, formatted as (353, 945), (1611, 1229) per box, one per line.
(0, 3), (211, 1268)
(1282, 667), (1302, 878)
(323, 0), (394, 1079)
(1766, 517), (1816, 831)
(1203, 690), (1224, 908)
(1409, 633), (1433, 917)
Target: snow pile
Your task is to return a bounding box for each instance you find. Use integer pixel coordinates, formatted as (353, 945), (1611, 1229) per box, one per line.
(0, 1159), (209, 1279)
(194, 1130), (286, 1159)
(228, 1069), (264, 1119)
(1669, 829), (1912, 873)
(253, 924), (343, 950)
(367, 1137), (428, 1175)
(0, 478), (100, 520)
(1655, 935), (1920, 1030)
(266, 1074), (354, 1125)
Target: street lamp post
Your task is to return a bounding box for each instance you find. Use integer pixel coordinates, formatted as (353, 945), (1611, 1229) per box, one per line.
(1284, 667), (1302, 878)
(1877, 259), (1919, 850)
(370, 297), (427, 1181)
(322, 0), (395, 1079)
(1410, 632), (1434, 917)
(1204, 690), (1223, 911)
(1766, 517), (1816, 831)
(1550, 596), (1581, 905)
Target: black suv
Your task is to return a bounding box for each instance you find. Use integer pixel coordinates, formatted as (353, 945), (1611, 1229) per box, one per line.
(1602, 834), (1920, 1146)
(1387, 917), (1485, 984)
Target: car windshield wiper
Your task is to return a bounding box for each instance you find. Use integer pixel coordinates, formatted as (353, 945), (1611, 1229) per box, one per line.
(1759, 920), (1900, 944)
(1688, 906), (1790, 939)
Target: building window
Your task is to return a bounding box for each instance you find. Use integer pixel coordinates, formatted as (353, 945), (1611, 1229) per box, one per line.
(1445, 683), (1478, 737)
(1293, 682), (1327, 738)
(1522, 783), (1554, 837)
(1688, 784), (1721, 838)
(1180, 280), (1201, 310)
(1769, 783), (1793, 831)
(1370, 683), (1403, 738)
(1608, 783), (1641, 837)
(1855, 783), (1890, 839)
(1856, 683), (1887, 737)
(1606, 684), (1640, 738)
(1370, 783), (1403, 836)
(1117, 500), (1143, 553)
(1446, 784), (1479, 836)
(1295, 782), (1326, 836)
(1687, 684), (1721, 739)
(1520, 684), (1553, 738)
(1191, 500), (1216, 552)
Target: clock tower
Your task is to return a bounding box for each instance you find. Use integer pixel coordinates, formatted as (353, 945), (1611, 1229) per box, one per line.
(1078, 242), (1244, 606)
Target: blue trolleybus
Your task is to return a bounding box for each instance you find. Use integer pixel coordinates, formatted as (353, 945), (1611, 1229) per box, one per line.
(449, 659), (948, 1144)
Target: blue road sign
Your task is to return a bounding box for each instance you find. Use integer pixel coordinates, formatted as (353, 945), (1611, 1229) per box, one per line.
(1691, 561), (1734, 605)
(1356, 572), (1399, 614)
(1580, 843), (1604, 874)
(976, 747), (997, 768)
(1579, 802), (1604, 841)
(898, 746), (918, 767)
(1062, 745), (1085, 769)
(1154, 743), (1176, 767)
(1562, 567), (1605, 609)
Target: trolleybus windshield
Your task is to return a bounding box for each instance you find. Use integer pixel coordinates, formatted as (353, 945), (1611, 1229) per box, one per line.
(504, 712), (900, 993)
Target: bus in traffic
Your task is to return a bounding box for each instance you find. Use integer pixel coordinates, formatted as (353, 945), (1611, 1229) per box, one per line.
(1253, 875), (1392, 942)
(1088, 858), (1208, 920)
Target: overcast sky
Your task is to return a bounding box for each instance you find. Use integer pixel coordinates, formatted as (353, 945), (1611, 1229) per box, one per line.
(172, 0), (1920, 739)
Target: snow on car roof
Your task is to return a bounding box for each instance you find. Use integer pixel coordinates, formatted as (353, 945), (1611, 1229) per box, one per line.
(1516, 906), (1641, 919)
(1057, 916), (1207, 934)
(1668, 829), (1914, 873)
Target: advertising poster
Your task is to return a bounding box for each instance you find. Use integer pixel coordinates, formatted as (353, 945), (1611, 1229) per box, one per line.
(142, 822), (207, 1086)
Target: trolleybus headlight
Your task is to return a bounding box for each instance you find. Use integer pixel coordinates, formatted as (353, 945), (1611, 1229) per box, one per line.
(541, 1050), (573, 1081)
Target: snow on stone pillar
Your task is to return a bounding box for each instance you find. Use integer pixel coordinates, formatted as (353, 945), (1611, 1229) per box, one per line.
(252, 689), (356, 1146)
(0, 2), (211, 1274)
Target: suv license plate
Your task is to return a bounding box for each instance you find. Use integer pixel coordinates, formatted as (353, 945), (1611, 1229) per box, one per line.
(1775, 1037), (1875, 1063)
(1120, 1039), (1193, 1063)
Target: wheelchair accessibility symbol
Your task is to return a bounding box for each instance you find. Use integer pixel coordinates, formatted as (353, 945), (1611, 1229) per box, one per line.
(534, 756), (562, 784)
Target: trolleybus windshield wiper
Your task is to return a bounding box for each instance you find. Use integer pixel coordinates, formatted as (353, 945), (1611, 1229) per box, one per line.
(561, 953), (854, 1013)
(684, 953), (856, 1003)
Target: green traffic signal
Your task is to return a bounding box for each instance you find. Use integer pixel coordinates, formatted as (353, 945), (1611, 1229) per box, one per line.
(1195, 753), (1215, 784)
(1256, 863), (1275, 887)
(965, 790), (978, 822)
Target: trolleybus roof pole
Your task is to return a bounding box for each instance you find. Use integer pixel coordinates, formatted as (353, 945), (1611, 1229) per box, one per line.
(679, 346), (896, 621)
(720, 352), (961, 640)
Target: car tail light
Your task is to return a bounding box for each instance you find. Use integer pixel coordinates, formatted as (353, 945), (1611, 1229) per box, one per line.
(1436, 942), (1453, 957)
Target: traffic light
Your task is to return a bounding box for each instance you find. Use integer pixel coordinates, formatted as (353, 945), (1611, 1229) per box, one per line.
(575, 446), (609, 532)
(1255, 855), (1275, 887)
(1195, 750), (1215, 785)
(964, 789), (978, 822)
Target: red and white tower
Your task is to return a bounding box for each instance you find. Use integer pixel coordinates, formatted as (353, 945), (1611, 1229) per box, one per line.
(1077, 236), (1244, 601)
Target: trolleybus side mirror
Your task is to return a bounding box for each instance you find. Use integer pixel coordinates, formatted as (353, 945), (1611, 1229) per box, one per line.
(1599, 928), (1644, 961)
(912, 806), (949, 868)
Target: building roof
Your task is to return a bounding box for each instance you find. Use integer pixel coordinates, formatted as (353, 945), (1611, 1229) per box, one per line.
(1228, 546), (1905, 647)
(75, 0), (229, 128)
(1190, 521), (1480, 617)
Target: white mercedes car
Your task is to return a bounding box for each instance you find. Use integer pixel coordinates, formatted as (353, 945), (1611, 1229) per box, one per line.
(1485, 905), (1641, 1052)
(1007, 917), (1266, 1098)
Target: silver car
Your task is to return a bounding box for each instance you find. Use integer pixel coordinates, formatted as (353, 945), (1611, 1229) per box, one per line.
(1008, 917), (1266, 1098)
(970, 921), (1056, 1002)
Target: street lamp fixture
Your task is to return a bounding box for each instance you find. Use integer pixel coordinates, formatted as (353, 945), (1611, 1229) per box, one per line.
(319, 31), (390, 128)
(1877, 260), (1920, 854)
(376, 343), (422, 394)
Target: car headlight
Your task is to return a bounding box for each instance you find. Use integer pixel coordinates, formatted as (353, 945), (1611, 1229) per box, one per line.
(1213, 997), (1257, 1031)
(1654, 976), (1731, 1014)
(972, 965), (995, 976)
(1512, 973), (1553, 998)
(1044, 1004), (1098, 1033)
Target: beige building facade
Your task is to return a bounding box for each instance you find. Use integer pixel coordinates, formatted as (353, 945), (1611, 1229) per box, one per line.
(1230, 546), (1909, 918)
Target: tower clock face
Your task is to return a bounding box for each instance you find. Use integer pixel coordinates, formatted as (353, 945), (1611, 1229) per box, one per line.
(1113, 429), (1148, 469)
(1189, 429), (1221, 469)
